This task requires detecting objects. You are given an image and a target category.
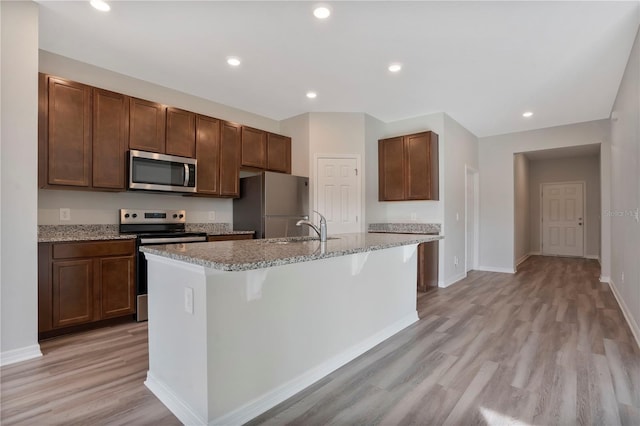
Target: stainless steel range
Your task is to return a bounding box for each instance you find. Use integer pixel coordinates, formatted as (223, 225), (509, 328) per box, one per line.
(119, 209), (207, 321)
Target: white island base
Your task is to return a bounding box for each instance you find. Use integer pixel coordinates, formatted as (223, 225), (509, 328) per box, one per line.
(144, 244), (419, 425)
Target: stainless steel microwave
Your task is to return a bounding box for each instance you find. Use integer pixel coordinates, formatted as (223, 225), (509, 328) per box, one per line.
(129, 150), (197, 193)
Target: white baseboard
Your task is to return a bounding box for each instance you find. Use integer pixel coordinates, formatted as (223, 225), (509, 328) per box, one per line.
(600, 275), (611, 283)
(528, 251), (541, 256)
(585, 254), (600, 262)
(440, 272), (467, 288)
(476, 266), (516, 274)
(145, 372), (205, 426)
(146, 312), (419, 426)
(0, 344), (42, 367)
(608, 279), (640, 350)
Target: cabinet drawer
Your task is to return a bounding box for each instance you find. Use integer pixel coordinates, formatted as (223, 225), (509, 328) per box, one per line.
(53, 240), (135, 259)
(207, 234), (254, 242)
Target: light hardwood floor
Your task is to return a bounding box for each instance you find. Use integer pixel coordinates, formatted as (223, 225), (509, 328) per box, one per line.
(2, 256), (639, 425)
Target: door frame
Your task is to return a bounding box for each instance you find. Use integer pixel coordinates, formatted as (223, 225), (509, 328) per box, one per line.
(540, 180), (586, 257)
(465, 165), (480, 272)
(313, 153), (363, 233)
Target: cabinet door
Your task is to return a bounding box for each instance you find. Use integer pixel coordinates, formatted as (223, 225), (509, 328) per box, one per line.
(241, 126), (267, 169)
(166, 107), (196, 158)
(129, 97), (166, 153)
(196, 115), (221, 195)
(46, 76), (92, 187)
(93, 88), (129, 189)
(220, 121), (241, 197)
(267, 133), (291, 173)
(378, 136), (405, 201)
(100, 255), (135, 319)
(405, 132), (431, 200)
(52, 259), (94, 328)
(417, 241), (439, 291)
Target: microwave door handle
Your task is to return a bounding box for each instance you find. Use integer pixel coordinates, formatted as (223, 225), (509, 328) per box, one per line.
(184, 163), (189, 187)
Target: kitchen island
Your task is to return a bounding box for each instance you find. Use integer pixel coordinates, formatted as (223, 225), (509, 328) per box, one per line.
(141, 233), (442, 425)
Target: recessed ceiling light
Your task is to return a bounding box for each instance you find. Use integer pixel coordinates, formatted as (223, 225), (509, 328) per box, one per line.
(226, 57), (241, 67)
(313, 6), (331, 19)
(90, 0), (110, 12)
(522, 111), (533, 118)
(306, 91), (317, 99)
(388, 63), (402, 73)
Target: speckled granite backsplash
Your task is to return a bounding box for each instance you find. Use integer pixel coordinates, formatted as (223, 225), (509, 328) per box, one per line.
(185, 223), (231, 233)
(368, 223), (441, 234)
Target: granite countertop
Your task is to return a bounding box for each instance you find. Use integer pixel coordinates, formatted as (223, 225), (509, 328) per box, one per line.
(368, 223), (441, 234)
(140, 233), (444, 272)
(39, 223), (254, 243)
(38, 225), (136, 243)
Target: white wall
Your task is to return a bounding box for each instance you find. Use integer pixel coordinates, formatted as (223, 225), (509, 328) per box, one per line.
(478, 120), (610, 272)
(442, 114), (479, 285)
(513, 153), (530, 265)
(609, 25), (640, 343)
(528, 155), (601, 258)
(38, 190), (233, 225)
(0, 1), (42, 365)
(363, 112), (479, 287)
(280, 113), (310, 178)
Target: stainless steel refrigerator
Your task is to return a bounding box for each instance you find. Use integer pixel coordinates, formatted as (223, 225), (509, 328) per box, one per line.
(233, 172), (309, 239)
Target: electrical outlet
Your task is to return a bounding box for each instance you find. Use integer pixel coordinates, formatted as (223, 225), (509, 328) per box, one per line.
(208, 211), (216, 221)
(59, 208), (71, 221)
(184, 287), (194, 314)
(454, 256), (459, 266)
(621, 272), (625, 283)
(456, 212), (460, 221)
(410, 212), (417, 221)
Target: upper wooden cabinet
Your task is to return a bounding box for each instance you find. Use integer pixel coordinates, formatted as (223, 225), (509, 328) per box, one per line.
(129, 97), (166, 153)
(378, 131), (439, 201)
(40, 75), (92, 188)
(241, 126), (267, 169)
(92, 88), (129, 190)
(195, 115), (221, 196)
(166, 107), (196, 158)
(220, 121), (242, 197)
(266, 133), (292, 174)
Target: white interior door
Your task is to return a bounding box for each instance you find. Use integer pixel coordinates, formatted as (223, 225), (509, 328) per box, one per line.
(541, 182), (585, 257)
(316, 156), (360, 235)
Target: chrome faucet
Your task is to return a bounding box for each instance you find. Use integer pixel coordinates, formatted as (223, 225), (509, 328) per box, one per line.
(296, 210), (327, 242)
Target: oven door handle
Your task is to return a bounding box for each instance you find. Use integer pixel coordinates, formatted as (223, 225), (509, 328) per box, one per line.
(184, 164), (190, 187)
(139, 236), (207, 245)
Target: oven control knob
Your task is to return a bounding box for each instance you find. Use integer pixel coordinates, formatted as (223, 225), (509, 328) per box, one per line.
(124, 213), (130, 218)
(179, 214), (184, 219)
(173, 214), (178, 219)
(132, 213), (138, 218)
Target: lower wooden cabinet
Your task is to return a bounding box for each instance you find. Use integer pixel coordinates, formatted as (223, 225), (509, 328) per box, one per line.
(39, 240), (136, 338)
(418, 240), (439, 291)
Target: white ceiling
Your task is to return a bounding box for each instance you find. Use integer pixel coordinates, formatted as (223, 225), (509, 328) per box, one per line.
(37, 1), (639, 137)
